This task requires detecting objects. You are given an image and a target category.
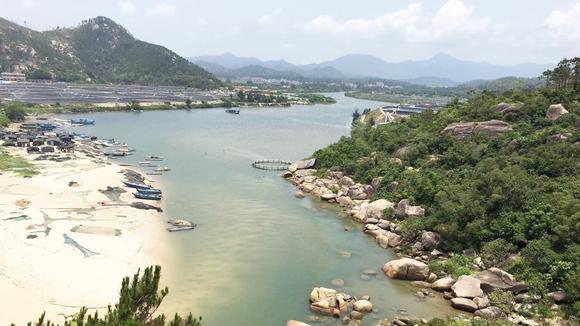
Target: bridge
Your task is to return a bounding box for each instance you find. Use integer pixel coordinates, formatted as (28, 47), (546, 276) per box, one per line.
(251, 159), (292, 171)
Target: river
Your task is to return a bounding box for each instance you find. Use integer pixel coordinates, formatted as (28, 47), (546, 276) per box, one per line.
(63, 93), (457, 325)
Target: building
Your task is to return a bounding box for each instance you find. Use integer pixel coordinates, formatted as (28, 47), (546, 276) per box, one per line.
(1, 72), (26, 82)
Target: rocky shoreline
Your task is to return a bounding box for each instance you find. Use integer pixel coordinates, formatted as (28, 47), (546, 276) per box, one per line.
(282, 158), (568, 326)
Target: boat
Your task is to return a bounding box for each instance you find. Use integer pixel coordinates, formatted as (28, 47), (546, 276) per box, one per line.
(133, 192), (161, 200)
(122, 180), (151, 189)
(139, 161), (152, 165)
(146, 172), (163, 175)
(154, 166), (171, 172)
(145, 155), (164, 161)
(70, 118), (95, 125)
(225, 108), (240, 114)
(166, 220), (197, 232)
(137, 188), (162, 194)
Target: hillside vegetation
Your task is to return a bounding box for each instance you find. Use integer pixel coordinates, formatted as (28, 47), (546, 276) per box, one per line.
(313, 59), (579, 317)
(0, 17), (219, 88)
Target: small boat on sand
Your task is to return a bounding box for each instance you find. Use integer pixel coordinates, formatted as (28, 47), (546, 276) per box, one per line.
(123, 180), (151, 189)
(133, 192), (161, 200)
(137, 188), (162, 195)
(167, 220), (197, 232)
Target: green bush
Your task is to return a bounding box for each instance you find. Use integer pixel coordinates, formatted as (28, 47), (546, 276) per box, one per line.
(4, 105), (27, 121)
(488, 289), (514, 314)
(428, 255), (474, 278)
(481, 239), (517, 267)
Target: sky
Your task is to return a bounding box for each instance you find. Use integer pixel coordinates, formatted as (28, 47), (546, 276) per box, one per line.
(1, 0), (579, 65)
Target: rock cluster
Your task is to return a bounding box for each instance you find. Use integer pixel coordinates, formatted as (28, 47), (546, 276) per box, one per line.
(441, 120), (513, 139)
(308, 287), (374, 322)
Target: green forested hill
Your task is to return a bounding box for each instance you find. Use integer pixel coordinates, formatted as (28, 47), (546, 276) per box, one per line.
(313, 59), (580, 317)
(0, 17), (220, 88)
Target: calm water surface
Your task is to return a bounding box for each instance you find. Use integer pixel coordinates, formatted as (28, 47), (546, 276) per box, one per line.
(64, 93), (457, 325)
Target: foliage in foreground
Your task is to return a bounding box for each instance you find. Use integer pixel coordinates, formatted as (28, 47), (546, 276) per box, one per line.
(312, 59), (580, 316)
(23, 266), (201, 326)
(0, 149), (37, 177)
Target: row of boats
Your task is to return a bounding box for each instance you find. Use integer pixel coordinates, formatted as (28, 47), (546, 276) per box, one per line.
(121, 180), (195, 232)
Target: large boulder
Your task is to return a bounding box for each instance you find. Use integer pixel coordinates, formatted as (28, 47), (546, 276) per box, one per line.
(340, 176), (355, 186)
(376, 231), (402, 248)
(452, 275), (484, 298)
(474, 306), (503, 320)
(450, 297), (478, 313)
(289, 159), (316, 173)
(309, 287), (340, 317)
(353, 300), (373, 313)
(395, 199), (425, 218)
(382, 258), (430, 281)
(367, 199), (395, 220)
(287, 321), (311, 326)
(493, 102), (520, 114)
(548, 291), (567, 304)
(393, 146), (409, 159)
(431, 277), (456, 292)
(294, 169), (317, 178)
(420, 231), (440, 251)
(441, 120), (512, 139)
(545, 104), (569, 121)
(474, 268), (528, 294)
(336, 196), (355, 208)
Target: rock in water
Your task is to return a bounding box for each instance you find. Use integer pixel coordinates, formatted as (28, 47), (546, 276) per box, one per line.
(382, 258), (430, 281)
(432, 277), (455, 292)
(451, 298), (478, 313)
(452, 275), (483, 298)
(294, 191), (305, 199)
(287, 321), (311, 326)
(545, 104), (569, 120)
(353, 300), (373, 313)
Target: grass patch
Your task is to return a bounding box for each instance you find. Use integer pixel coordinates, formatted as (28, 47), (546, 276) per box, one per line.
(429, 254), (475, 278)
(0, 149), (38, 177)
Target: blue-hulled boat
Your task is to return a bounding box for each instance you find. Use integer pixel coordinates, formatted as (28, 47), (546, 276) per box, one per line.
(133, 192), (161, 200)
(122, 180), (151, 189)
(137, 188), (162, 195)
(71, 118), (95, 125)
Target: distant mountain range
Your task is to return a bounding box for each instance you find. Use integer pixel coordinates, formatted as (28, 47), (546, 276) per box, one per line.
(0, 16), (219, 88)
(190, 53), (551, 86)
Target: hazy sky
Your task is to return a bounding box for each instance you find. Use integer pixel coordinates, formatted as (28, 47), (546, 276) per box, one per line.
(1, 0), (579, 65)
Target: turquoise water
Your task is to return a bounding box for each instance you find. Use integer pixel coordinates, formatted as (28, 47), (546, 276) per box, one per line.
(63, 93), (457, 325)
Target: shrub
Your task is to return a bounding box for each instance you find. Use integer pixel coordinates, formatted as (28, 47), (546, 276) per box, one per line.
(429, 255), (474, 278)
(4, 105), (26, 121)
(489, 289), (514, 314)
(481, 239), (517, 267)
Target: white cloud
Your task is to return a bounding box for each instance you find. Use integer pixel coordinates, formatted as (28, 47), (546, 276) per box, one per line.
(146, 3), (177, 17)
(298, 0), (490, 43)
(119, 1), (136, 14)
(258, 8), (284, 25)
(544, 3), (580, 42)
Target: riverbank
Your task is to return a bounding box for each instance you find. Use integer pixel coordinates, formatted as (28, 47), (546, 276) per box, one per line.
(0, 146), (172, 324)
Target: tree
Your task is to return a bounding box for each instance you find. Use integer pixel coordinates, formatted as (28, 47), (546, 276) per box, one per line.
(27, 266), (201, 326)
(127, 100), (142, 111)
(185, 98), (192, 109)
(4, 105), (27, 122)
(542, 57), (580, 94)
(351, 109), (360, 125)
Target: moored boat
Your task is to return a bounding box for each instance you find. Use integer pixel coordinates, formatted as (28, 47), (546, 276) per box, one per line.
(166, 220), (197, 232)
(225, 108), (240, 114)
(154, 166), (171, 172)
(137, 188), (162, 194)
(133, 192), (161, 200)
(122, 180), (151, 189)
(145, 155), (164, 161)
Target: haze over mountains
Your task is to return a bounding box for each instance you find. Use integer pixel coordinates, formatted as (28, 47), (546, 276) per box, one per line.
(191, 53), (551, 87)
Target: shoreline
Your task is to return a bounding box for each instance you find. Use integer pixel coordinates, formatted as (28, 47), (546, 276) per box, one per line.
(0, 143), (173, 324)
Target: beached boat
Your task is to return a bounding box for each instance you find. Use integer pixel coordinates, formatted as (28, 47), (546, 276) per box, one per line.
(154, 166), (171, 172)
(167, 220), (197, 232)
(133, 192), (161, 200)
(225, 108), (240, 114)
(137, 188), (162, 194)
(122, 180), (151, 189)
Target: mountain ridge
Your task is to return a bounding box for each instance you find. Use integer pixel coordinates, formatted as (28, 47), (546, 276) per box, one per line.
(0, 16), (219, 88)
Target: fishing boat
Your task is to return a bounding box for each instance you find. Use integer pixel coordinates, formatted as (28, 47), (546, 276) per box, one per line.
(225, 108), (240, 114)
(137, 188), (162, 194)
(70, 118), (95, 125)
(138, 161), (152, 165)
(166, 220), (197, 232)
(146, 172), (163, 175)
(133, 192), (161, 200)
(145, 155), (164, 161)
(122, 180), (151, 189)
(154, 166), (171, 172)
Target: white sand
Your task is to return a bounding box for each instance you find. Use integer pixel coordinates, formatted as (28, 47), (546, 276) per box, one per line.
(0, 148), (173, 325)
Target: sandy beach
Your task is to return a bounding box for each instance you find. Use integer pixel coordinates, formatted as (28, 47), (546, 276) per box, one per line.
(0, 147), (172, 325)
